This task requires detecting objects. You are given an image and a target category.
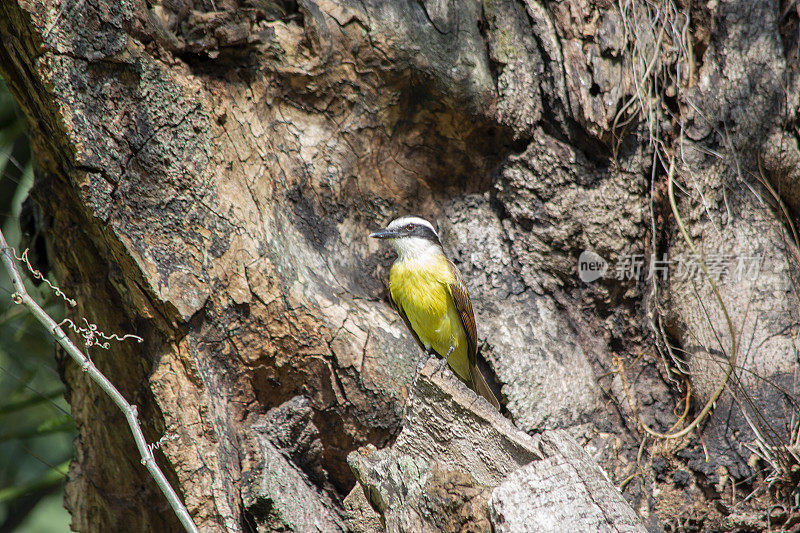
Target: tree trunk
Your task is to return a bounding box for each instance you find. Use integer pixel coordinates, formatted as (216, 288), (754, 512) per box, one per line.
(1, 0), (798, 530)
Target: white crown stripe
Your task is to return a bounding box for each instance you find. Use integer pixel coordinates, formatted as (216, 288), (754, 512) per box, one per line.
(387, 216), (439, 239)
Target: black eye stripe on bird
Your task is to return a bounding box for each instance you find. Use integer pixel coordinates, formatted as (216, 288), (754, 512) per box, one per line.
(369, 215), (500, 410)
(411, 224), (441, 244)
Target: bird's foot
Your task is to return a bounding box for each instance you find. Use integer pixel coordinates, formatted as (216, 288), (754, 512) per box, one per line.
(411, 352), (429, 386)
(410, 350), (435, 394)
(432, 346), (454, 379)
(405, 350), (437, 424)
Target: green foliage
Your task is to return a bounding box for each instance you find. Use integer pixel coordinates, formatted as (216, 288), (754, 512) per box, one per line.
(0, 78), (73, 531)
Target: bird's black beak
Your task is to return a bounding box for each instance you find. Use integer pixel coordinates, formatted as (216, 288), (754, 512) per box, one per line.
(370, 228), (400, 239)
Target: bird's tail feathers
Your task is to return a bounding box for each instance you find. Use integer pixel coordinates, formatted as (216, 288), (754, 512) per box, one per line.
(470, 363), (501, 411)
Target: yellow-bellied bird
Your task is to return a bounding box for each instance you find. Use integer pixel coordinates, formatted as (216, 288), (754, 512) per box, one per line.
(370, 216), (501, 410)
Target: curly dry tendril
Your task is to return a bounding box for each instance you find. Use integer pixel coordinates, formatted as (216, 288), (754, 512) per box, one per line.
(8, 248), (142, 348)
(147, 432), (180, 456)
(13, 248), (77, 307)
(58, 317), (143, 350)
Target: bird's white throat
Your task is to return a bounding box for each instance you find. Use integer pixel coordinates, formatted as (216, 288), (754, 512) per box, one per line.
(391, 236), (443, 262)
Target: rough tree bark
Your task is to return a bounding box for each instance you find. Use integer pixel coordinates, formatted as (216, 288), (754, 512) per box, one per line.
(1, 0), (799, 531)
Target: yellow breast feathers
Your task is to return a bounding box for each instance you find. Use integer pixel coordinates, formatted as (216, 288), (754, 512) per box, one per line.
(389, 255), (470, 381)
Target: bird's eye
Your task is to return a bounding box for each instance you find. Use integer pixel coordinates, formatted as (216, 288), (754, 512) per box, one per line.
(405, 224), (415, 231)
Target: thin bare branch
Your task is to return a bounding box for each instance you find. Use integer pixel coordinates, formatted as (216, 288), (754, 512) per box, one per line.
(0, 229), (198, 533)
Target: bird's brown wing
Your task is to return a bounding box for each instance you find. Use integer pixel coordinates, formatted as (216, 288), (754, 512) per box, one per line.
(448, 260), (500, 410)
(388, 289), (429, 354)
(447, 260), (478, 365)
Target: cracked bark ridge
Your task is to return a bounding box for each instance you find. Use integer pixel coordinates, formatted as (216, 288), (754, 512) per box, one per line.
(347, 358), (644, 532)
(342, 485), (383, 533)
(240, 399), (346, 532)
(489, 433), (647, 533)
